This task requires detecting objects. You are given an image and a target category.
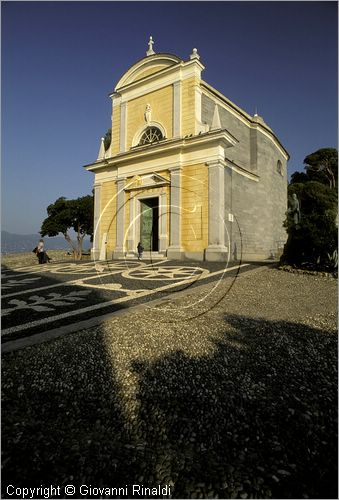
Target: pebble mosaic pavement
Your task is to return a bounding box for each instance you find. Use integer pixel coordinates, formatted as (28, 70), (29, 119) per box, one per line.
(1, 259), (259, 343)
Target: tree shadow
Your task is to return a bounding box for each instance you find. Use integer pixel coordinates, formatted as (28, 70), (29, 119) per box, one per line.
(1, 263), (135, 497)
(2, 331), (134, 491)
(131, 315), (337, 499)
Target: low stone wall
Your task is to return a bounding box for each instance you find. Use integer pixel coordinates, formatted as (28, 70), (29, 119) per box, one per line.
(1, 250), (91, 269)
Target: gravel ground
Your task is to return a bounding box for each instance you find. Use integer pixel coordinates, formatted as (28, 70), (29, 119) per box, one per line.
(2, 267), (337, 499)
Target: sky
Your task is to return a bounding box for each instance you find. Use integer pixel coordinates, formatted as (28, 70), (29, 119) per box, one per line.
(2, 1), (338, 235)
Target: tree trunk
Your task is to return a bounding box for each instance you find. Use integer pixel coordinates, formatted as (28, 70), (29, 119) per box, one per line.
(78, 236), (85, 260)
(76, 225), (88, 260)
(64, 232), (78, 260)
(76, 224), (83, 260)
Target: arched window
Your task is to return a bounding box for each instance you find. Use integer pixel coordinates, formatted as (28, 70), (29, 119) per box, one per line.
(277, 160), (283, 175)
(139, 127), (163, 145)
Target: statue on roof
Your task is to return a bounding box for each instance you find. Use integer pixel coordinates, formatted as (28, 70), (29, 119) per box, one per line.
(146, 36), (155, 56)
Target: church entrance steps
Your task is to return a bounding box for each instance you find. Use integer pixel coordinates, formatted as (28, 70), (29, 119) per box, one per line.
(125, 251), (166, 260)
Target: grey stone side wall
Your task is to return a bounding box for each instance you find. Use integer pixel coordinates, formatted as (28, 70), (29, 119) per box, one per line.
(250, 128), (258, 171)
(256, 134), (288, 257)
(202, 94), (253, 171)
(202, 93), (288, 260)
(224, 138), (288, 261)
(226, 170), (270, 261)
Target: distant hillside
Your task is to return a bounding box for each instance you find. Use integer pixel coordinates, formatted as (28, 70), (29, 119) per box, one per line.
(1, 231), (91, 254)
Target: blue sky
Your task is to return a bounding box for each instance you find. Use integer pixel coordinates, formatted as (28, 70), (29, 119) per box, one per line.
(2, 1), (338, 234)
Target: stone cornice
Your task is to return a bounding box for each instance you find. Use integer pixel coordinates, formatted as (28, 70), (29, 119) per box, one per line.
(224, 157), (260, 182)
(84, 130), (238, 172)
(205, 159), (227, 168)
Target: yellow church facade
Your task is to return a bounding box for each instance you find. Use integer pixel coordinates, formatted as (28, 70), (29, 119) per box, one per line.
(84, 39), (289, 261)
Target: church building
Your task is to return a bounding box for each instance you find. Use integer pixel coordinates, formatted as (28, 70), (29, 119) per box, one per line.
(84, 38), (289, 261)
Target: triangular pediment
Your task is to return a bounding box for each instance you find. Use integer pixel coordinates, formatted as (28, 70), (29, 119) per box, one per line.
(151, 173), (169, 183)
(125, 172), (170, 191)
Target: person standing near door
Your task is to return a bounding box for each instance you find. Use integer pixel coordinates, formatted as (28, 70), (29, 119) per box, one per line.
(137, 242), (144, 260)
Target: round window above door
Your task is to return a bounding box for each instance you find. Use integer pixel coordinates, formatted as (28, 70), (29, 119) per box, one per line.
(139, 127), (163, 145)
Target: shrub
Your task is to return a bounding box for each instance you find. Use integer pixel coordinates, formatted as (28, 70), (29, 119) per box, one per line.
(280, 182), (338, 270)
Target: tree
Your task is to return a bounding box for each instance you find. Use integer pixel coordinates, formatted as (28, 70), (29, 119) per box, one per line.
(40, 195), (94, 260)
(281, 181), (337, 270)
(104, 128), (111, 151)
(303, 148), (338, 189)
(290, 171), (309, 185)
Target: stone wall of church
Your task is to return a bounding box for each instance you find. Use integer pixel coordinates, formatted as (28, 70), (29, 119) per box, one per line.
(256, 133), (288, 257)
(201, 94), (252, 171)
(200, 94), (287, 260)
(225, 136), (287, 261)
(224, 168), (268, 261)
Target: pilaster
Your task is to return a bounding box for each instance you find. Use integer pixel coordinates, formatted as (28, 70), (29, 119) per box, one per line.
(119, 101), (127, 153)
(159, 192), (168, 252)
(167, 166), (184, 259)
(194, 84), (203, 135)
(205, 161), (228, 261)
(113, 177), (126, 258)
(126, 194), (136, 255)
(173, 81), (182, 138)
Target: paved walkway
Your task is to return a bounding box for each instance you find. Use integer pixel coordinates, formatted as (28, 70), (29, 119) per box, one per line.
(1, 259), (261, 348)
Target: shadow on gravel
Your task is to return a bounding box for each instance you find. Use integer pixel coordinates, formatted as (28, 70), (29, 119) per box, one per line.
(131, 315), (337, 499)
(1, 313), (337, 499)
(1, 331), (136, 498)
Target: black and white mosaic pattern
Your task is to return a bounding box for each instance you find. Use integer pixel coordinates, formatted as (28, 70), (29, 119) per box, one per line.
(1, 259), (257, 342)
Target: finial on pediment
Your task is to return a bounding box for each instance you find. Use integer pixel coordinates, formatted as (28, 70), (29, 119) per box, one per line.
(211, 104), (221, 130)
(146, 35), (155, 56)
(190, 48), (200, 60)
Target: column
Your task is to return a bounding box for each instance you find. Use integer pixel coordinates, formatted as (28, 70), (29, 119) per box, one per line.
(167, 167), (183, 260)
(205, 161), (228, 261)
(113, 177), (126, 259)
(91, 183), (101, 260)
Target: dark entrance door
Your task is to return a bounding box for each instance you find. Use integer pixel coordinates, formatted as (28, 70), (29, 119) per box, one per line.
(140, 198), (159, 251)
